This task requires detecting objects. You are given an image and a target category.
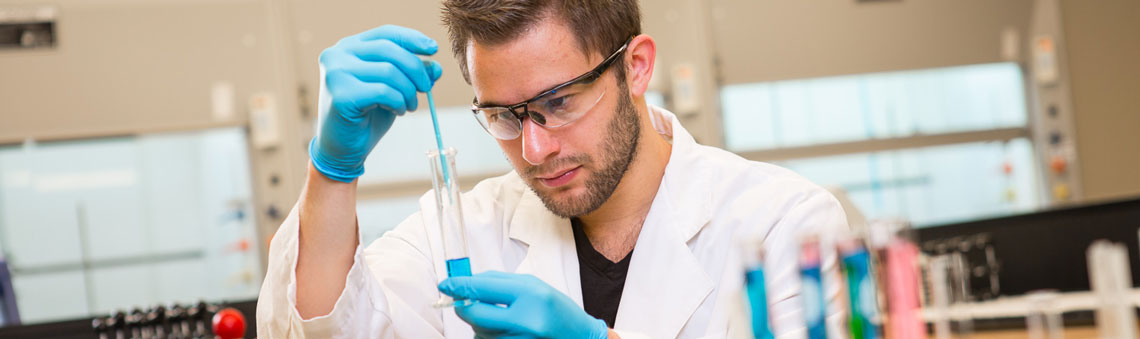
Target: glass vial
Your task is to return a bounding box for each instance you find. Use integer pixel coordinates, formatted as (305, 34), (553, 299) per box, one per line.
(428, 148), (472, 308)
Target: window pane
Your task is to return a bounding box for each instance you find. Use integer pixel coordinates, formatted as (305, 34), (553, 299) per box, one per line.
(0, 128), (261, 324)
(722, 62), (1028, 151)
(775, 138), (1041, 226)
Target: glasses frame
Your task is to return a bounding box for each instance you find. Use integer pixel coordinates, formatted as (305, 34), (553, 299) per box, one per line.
(471, 37), (634, 138)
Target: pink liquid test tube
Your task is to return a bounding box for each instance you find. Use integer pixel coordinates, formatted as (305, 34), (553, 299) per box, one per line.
(885, 238), (925, 339)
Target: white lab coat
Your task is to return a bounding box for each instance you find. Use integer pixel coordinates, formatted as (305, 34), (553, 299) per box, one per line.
(257, 106), (850, 339)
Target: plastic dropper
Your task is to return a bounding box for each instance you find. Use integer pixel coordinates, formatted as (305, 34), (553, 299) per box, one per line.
(426, 90), (452, 192)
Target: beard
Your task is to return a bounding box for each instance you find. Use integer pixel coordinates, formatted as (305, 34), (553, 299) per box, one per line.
(522, 82), (641, 218)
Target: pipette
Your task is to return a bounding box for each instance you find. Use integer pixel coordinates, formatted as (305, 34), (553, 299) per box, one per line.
(427, 91), (452, 191)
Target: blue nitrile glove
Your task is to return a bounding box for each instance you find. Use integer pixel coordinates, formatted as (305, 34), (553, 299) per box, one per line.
(310, 25), (444, 182)
(438, 271), (610, 339)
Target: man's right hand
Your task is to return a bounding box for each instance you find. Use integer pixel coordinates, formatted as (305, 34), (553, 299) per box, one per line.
(310, 24), (443, 182)
(295, 24), (441, 320)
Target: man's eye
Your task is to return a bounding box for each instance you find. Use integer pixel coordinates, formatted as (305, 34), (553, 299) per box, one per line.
(545, 95), (572, 110)
(485, 111), (504, 122)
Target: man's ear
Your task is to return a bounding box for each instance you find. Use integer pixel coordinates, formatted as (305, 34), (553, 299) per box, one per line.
(624, 35), (656, 97)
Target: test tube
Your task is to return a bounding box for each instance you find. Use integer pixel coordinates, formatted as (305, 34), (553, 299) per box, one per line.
(946, 252), (975, 338)
(800, 237), (828, 339)
(870, 219), (927, 339)
(1087, 240), (1137, 339)
(840, 239), (880, 339)
(742, 239), (774, 339)
(1025, 290), (1064, 339)
(928, 256), (953, 339)
(428, 148), (473, 308)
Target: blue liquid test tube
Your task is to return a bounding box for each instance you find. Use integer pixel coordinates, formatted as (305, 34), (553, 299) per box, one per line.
(800, 238), (828, 339)
(841, 242), (880, 339)
(745, 265), (774, 339)
(428, 148), (473, 308)
(741, 238), (774, 339)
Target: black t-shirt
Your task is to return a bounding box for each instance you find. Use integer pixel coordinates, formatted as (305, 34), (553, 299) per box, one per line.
(571, 218), (632, 329)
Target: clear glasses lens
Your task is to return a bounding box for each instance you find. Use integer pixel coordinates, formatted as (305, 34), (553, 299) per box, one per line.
(474, 83), (607, 140)
(529, 81), (594, 123)
(475, 108), (521, 140)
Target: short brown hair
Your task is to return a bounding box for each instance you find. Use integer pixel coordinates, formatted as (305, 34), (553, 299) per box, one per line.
(441, 0), (641, 84)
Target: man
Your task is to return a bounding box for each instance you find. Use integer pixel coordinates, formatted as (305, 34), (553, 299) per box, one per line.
(257, 0), (849, 338)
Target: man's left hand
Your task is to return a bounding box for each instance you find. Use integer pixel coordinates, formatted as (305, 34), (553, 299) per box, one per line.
(438, 271), (609, 339)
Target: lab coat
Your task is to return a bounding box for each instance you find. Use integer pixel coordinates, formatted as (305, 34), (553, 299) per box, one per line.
(257, 105), (850, 339)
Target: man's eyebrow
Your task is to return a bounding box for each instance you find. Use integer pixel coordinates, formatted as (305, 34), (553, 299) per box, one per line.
(473, 82), (563, 108)
(473, 97), (508, 107)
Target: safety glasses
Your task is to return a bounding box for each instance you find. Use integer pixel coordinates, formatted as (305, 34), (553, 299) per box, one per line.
(471, 38), (632, 140)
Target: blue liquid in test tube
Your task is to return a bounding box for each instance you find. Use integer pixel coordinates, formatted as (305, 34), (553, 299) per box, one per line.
(428, 150), (472, 309)
(800, 239), (827, 339)
(447, 257), (472, 277)
(841, 244), (880, 339)
(746, 266), (774, 339)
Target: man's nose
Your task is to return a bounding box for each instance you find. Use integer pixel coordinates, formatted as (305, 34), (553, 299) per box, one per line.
(521, 117), (560, 166)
